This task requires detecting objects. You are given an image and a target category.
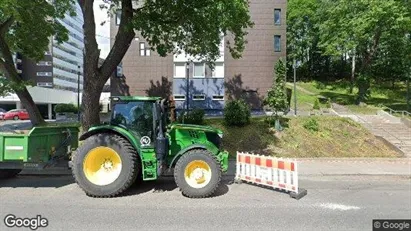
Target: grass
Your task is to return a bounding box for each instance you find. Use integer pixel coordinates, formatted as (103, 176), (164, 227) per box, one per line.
(205, 117), (401, 158)
(291, 80), (409, 114)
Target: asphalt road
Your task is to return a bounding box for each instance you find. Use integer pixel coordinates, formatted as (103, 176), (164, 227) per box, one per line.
(0, 175), (410, 231)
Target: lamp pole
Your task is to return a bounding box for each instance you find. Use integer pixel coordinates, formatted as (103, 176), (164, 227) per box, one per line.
(77, 65), (80, 122)
(186, 61), (190, 112)
(293, 58), (297, 116)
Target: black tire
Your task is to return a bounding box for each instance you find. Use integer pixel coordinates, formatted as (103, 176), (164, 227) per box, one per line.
(13, 116), (19, 120)
(174, 149), (222, 198)
(71, 133), (140, 197)
(0, 169), (22, 179)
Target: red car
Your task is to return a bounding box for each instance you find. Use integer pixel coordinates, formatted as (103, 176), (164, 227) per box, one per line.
(3, 109), (30, 120)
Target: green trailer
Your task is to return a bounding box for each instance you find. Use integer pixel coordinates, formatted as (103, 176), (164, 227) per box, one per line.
(0, 125), (80, 178)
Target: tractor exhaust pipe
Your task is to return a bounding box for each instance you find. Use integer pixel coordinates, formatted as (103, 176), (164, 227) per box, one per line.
(155, 99), (168, 175)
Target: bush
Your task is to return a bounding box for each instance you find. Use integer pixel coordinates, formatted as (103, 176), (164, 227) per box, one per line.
(55, 104), (78, 113)
(177, 109), (205, 125)
(224, 99), (251, 126)
(303, 118), (319, 132)
(325, 99), (332, 109)
(313, 98), (320, 110)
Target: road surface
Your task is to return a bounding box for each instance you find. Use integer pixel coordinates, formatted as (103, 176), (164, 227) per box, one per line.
(0, 175), (410, 230)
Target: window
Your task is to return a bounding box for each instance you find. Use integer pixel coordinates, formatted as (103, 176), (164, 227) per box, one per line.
(173, 94), (186, 101)
(274, 35), (281, 52)
(212, 95), (224, 101)
(139, 42), (151, 56)
(116, 10), (121, 25)
(37, 72), (52, 76)
(193, 63), (205, 78)
(193, 94), (205, 101)
(37, 82), (53, 87)
(211, 63), (224, 78)
(174, 63), (186, 78)
(37, 61), (52, 66)
(274, 9), (281, 25)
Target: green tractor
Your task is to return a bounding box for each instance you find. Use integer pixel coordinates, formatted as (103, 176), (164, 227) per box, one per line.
(71, 96), (229, 198)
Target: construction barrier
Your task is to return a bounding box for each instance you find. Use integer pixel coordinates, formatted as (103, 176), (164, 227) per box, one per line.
(235, 151), (307, 199)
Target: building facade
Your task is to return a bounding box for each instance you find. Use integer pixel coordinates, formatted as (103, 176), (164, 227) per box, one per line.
(110, 0), (287, 112)
(18, 1), (84, 92)
(0, 1), (84, 119)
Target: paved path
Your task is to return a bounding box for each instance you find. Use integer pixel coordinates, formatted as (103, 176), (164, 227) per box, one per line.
(0, 175), (409, 231)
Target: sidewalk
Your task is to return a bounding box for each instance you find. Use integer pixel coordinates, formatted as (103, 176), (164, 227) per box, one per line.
(20, 158), (411, 177)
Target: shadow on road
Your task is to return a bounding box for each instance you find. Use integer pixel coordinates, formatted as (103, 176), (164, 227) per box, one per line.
(0, 175), (74, 188)
(0, 175), (231, 198)
(123, 177), (230, 198)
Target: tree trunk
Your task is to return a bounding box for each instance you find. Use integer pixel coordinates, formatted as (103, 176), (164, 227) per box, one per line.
(350, 52), (356, 94)
(14, 88), (46, 126)
(0, 21), (45, 126)
(80, 73), (105, 131)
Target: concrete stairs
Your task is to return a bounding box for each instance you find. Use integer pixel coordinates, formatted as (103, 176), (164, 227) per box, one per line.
(353, 115), (411, 157)
(331, 104), (411, 157)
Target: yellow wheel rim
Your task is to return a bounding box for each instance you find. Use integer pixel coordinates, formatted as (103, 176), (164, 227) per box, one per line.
(184, 160), (212, 189)
(83, 147), (122, 186)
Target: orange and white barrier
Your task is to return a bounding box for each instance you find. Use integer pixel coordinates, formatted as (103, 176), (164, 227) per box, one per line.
(235, 152), (307, 199)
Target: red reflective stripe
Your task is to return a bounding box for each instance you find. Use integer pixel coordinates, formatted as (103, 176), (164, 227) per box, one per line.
(245, 156), (251, 164)
(279, 183), (286, 188)
(278, 161), (284, 170)
(256, 157), (261, 166)
(291, 162), (295, 171)
(266, 159), (272, 167)
(245, 176), (251, 180)
(255, 178), (261, 183)
(292, 186), (296, 190)
(267, 181), (273, 185)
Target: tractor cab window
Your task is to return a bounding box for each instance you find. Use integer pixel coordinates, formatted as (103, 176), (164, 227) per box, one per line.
(111, 101), (154, 142)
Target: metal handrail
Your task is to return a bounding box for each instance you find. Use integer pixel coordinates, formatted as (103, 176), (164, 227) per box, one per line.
(382, 106), (411, 118)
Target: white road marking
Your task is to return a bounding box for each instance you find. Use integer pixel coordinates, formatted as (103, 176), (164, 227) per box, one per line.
(318, 203), (360, 211)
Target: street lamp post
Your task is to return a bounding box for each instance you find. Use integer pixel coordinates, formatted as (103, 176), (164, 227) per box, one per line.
(77, 65), (80, 122)
(293, 58), (297, 116)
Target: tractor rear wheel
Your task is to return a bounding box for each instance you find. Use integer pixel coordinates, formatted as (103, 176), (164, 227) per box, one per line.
(0, 169), (22, 179)
(174, 149), (222, 198)
(71, 133), (140, 197)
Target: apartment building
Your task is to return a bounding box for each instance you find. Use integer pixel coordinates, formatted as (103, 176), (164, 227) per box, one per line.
(110, 0), (287, 112)
(17, 1), (84, 92)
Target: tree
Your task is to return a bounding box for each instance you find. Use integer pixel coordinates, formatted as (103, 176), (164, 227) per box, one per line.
(0, 0), (74, 126)
(318, 0), (411, 103)
(79, 0), (253, 130)
(264, 59), (288, 130)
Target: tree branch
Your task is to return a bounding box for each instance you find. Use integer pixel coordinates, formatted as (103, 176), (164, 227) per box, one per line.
(99, 0), (135, 78)
(82, 0), (100, 74)
(0, 17), (15, 36)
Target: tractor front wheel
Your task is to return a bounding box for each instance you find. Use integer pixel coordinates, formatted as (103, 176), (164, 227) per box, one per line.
(0, 169), (22, 179)
(71, 133), (140, 197)
(174, 149), (222, 198)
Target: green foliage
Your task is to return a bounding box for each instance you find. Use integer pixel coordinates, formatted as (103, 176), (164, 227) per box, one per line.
(224, 99), (251, 126)
(264, 59), (288, 115)
(125, 0), (254, 64)
(325, 99), (332, 109)
(0, 0), (75, 61)
(178, 109), (205, 125)
(303, 118), (319, 132)
(287, 0), (411, 100)
(55, 104), (78, 113)
(313, 98), (320, 110)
